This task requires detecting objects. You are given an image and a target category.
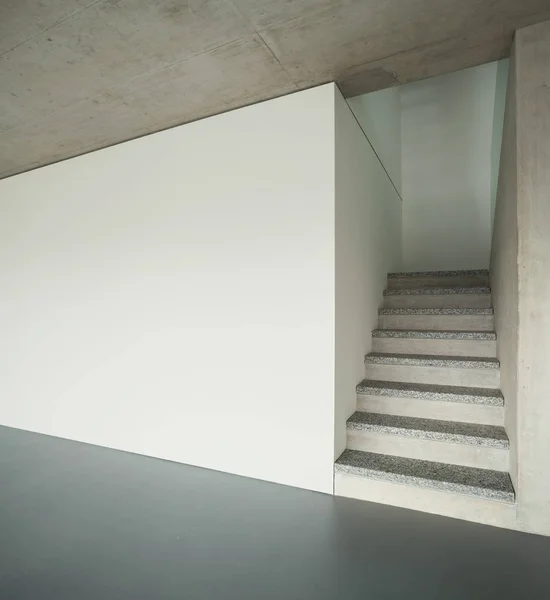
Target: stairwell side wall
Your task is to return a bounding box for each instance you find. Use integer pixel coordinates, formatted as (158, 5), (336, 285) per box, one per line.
(333, 86), (402, 461)
(514, 21), (550, 536)
(490, 44), (520, 491)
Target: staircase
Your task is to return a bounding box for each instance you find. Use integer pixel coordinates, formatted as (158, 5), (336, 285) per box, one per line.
(334, 269), (517, 529)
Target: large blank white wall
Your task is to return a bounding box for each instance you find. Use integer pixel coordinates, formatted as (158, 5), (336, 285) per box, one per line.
(334, 87), (402, 458)
(401, 62), (505, 271)
(0, 85), (336, 494)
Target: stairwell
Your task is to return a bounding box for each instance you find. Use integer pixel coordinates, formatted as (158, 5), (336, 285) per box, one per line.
(334, 269), (517, 529)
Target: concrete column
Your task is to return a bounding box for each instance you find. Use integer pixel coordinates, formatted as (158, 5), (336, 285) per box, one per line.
(491, 19), (550, 535)
(515, 20), (550, 535)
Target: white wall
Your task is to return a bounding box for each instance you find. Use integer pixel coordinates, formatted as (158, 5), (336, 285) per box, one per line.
(347, 87), (402, 195)
(334, 87), (402, 459)
(401, 62), (506, 272)
(490, 51), (519, 490)
(0, 85), (337, 494)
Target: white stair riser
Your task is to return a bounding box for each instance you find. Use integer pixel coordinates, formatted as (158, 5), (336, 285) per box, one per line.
(378, 314), (494, 331)
(383, 294), (491, 309)
(356, 395), (504, 426)
(347, 431), (509, 471)
(372, 337), (497, 357)
(334, 474), (517, 530)
(364, 363), (500, 388)
(387, 275), (490, 290)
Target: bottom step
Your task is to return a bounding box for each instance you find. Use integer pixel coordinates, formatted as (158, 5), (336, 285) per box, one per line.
(335, 472), (518, 530)
(335, 450), (516, 530)
(335, 449), (514, 502)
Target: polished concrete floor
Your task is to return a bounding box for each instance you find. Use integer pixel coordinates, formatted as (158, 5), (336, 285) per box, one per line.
(2, 425), (550, 600)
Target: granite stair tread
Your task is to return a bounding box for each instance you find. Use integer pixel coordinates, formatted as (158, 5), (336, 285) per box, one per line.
(379, 307), (494, 315)
(384, 287), (490, 296)
(356, 379), (504, 406)
(335, 449), (514, 502)
(388, 270), (489, 278)
(364, 352), (500, 369)
(346, 412), (509, 448)
(372, 329), (496, 340)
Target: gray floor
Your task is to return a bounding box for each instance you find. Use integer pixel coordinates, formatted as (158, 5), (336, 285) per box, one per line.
(2, 426), (549, 600)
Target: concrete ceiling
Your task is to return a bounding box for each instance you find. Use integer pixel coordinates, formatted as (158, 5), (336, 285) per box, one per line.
(1, 1), (550, 180)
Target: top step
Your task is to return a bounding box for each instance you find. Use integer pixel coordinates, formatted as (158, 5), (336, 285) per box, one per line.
(388, 270), (489, 290)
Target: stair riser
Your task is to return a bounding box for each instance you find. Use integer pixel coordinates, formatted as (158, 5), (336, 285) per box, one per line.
(378, 314), (494, 331)
(372, 337), (497, 357)
(347, 431), (509, 471)
(383, 294), (491, 309)
(334, 474), (517, 530)
(387, 275), (490, 290)
(356, 395), (504, 426)
(364, 364), (500, 388)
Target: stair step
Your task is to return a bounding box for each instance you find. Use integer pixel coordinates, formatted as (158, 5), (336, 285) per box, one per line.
(372, 329), (496, 340)
(356, 380), (504, 425)
(379, 308), (493, 316)
(389, 270), (490, 278)
(356, 380), (504, 424)
(387, 270), (490, 290)
(384, 287), (490, 296)
(378, 308), (494, 332)
(383, 291), (491, 309)
(346, 412), (509, 448)
(371, 329), (497, 358)
(364, 351), (500, 387)
(356, 380), (504, 406)
(364, 353), (499, 370)
(335, 449), (514, 503)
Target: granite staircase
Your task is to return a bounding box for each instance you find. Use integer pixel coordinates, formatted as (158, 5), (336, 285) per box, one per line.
(334, 269), (516, 529)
